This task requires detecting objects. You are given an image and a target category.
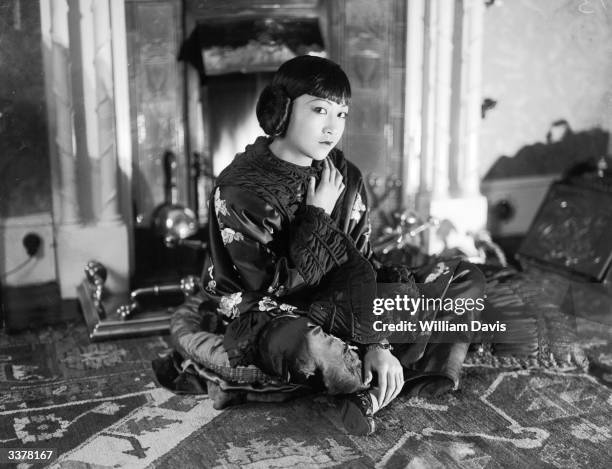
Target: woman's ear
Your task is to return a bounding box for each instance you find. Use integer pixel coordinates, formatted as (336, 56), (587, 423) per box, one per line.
(256, 84), (292, 137)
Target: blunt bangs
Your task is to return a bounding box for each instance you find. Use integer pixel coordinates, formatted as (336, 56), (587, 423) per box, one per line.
(310, 74), (351, 106)
(273, 55), (351, 106)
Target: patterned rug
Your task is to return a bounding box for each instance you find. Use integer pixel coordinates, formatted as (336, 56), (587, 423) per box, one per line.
(1, 319), (612, 468)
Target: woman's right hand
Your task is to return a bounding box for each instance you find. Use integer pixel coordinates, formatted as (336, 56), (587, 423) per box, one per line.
(306, 159), (345, 215)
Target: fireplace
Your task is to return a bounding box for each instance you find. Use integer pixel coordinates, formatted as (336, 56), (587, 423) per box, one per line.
(77, 0), (331, 339)
(127, 0), (329, 281)
(181, 0), (327, 179)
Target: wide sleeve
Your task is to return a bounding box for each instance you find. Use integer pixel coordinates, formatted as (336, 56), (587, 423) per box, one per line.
(212, 185), (350, 298)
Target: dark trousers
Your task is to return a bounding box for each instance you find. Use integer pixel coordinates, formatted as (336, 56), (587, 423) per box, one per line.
(254, 261), (485, 395)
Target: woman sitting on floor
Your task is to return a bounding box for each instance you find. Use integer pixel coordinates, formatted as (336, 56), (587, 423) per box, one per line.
(154, 55), (485, 436)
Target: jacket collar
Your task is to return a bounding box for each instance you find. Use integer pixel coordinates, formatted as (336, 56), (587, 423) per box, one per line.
(244, 136), (323, 181)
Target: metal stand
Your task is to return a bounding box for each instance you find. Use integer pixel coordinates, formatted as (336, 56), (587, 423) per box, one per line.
(77, 260), (199, 341)
(77, 281), (172, 341)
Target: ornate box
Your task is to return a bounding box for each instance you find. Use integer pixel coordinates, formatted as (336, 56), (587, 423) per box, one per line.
(518, 181), (612, 283)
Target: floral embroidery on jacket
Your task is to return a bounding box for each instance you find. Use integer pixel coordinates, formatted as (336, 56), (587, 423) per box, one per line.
(257, 296), (297, 313)
(363, 221), (372, 243)
(221, 227), (244, 245)
(214, 187), (228, 217)
(206, 264), (216, 293)
(218, 292), (243, 319)
(424, 262), (450, 283)
(351, 192), (366, 221)
(258, 296), (278, 311)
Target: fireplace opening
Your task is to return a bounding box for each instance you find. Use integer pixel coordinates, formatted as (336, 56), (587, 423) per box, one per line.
(180, 10), (327, 176)
(205, 72), (272, 174)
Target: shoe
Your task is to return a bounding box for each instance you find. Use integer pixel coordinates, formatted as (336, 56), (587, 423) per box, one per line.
(340, 391), (376, 436)
(207, 382), (246, 410)
(405, 376), (454, 398)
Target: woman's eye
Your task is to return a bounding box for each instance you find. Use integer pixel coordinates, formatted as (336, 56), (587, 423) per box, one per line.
(313, 107), (327, 115)
(338, 112), (348, 119)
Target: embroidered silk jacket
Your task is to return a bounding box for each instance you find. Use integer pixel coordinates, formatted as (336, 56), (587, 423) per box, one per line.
(197, 136), (386, 366)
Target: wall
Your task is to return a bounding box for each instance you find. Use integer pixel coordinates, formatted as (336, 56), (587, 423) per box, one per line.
(0, 1), (56, 287)
(0, 1), (51, 217)
(479, 0), (612, 177)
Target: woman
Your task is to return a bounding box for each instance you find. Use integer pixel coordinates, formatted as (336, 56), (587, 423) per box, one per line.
(159, 55), (485, 436)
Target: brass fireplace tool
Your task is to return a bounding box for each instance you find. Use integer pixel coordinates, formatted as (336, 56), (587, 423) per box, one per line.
(78, 151), (207, 341)
(116, 275), (200, 319)
(78, 259), (201, 341)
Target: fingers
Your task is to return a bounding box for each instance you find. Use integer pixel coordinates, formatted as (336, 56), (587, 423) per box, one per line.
(308, 177), (315, 198)
(377, 373), (388, 408)
(324, 158), (344, 189)
(363, 358), (373, 386)
(322, 158), (331, 181)
(382, 373), (396, 408)
(388, 369), (404, 405)
(334, 167), (344, 186)
(363, 368), (373, 386)
(364, 352), (404, 411)
(378, 370), (404, 409)
(380, 365), (405, 408)
(392, 371), (404, 403)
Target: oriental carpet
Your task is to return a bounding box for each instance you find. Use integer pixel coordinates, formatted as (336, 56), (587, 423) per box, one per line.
(1, 317), (611, 468)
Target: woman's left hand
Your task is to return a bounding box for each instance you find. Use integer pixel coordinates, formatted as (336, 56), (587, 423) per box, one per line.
(363, 348), (404, 409)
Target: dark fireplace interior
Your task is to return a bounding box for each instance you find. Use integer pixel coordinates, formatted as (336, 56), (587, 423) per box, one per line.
(205, 72), (272, 175)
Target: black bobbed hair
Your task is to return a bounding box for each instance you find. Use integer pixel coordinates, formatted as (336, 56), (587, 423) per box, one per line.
(273, 55), (351, 105)
(256, 55), (351, 137)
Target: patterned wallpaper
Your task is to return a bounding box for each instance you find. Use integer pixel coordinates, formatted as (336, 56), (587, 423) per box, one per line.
(479, 0), (612, 178)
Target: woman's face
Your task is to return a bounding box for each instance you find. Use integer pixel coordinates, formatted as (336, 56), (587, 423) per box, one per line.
(279, 93), (349, 165)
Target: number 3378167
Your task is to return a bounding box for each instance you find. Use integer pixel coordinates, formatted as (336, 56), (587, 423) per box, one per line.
(8, 449), (55, 460)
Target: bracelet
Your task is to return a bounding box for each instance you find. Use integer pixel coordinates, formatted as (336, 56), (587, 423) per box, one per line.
(365, 342), (393, 352)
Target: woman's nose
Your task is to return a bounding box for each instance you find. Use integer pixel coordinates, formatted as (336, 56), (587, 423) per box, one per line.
(324, 117), (341, 135)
